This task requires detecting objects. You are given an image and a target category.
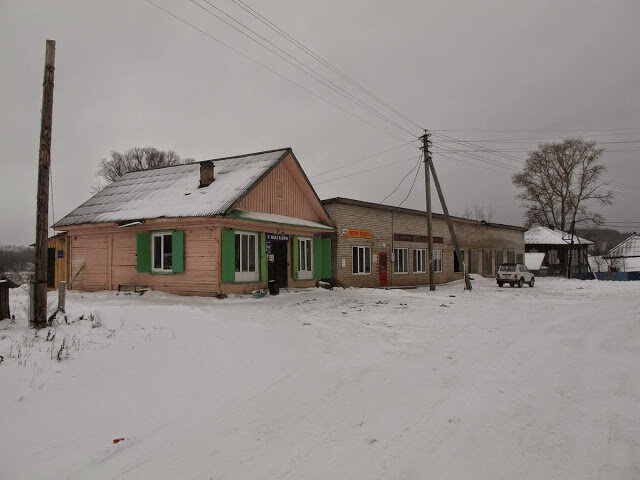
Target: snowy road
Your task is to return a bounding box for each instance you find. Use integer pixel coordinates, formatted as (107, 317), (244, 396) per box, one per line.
(1, 277), (639, 479)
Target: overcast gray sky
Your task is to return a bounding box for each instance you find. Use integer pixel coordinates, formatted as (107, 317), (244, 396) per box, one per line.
(1, 0), (639, 245)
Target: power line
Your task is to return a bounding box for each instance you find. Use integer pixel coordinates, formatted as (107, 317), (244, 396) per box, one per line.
(397, 160), (422, 207)
(190, 0), (418, 139)
(314, 155), (417, 186)
(226, 0), (425, 132)
(309, 140), (418, 179)
(142, 0), (410, 142)
(432, 128), (640, 133)
(379, 156), (421, 204)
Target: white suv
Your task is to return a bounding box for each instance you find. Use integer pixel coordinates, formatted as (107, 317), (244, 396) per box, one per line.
(497, 263), (534, 288)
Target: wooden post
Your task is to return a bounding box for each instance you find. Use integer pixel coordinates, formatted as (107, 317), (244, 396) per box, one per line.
(58, 281), (66, 313)
(422, 132), (435, 291)
(429, 158), (472, 291)
(29, 274), (36, 327)
(34, 40), (56, 328)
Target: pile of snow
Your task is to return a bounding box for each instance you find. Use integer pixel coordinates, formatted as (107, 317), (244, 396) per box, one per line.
(2, 278), (639, 478)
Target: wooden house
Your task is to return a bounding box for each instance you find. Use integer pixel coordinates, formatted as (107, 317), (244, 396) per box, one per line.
(52, 148), (334, 296)
(525, 226), (593, 278)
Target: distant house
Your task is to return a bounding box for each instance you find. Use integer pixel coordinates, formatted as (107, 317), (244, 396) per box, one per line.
(597, 233), (640, 280)
(52, 148), (334, 296)
(525, 226), (593, 278)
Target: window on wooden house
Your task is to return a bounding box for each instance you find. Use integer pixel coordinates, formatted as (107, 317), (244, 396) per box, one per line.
(152, 232), (173, 272)
(352, 246), (371, 274)
(413, 249), (427, 273)
(393, 248), (408, 274)
(136, 231), (184, 274)
(235, 231), (259, 282)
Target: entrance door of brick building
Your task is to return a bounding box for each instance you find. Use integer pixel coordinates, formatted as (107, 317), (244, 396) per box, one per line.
(378, 252), (388, 287)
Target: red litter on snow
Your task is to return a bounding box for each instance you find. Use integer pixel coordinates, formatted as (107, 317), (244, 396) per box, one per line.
(113, 438), (125, 444)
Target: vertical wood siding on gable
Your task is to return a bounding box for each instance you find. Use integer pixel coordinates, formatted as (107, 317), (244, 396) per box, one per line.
(235, 154), (330, 224)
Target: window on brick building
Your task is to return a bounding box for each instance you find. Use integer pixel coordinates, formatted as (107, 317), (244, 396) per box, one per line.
(352, 246), (371, 274)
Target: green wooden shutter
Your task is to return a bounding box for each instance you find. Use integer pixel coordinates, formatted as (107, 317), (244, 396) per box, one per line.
(322, 237), (331, 278)
(136, 232), (151, 273)
(292, 236), (299, 280)
(221, 229), (235, 283)
(172, 231), (184, 273)
(260, 232), (267, 282)
(313, 237), (323, 279)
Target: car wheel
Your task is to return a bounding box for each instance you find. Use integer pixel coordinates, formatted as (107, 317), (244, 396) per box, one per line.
(517, 278), (523, 288)
(529, 277), (535, 287)
(497, 282), (504, 287)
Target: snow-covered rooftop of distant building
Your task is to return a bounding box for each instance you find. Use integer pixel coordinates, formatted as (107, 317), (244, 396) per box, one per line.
(524, 226), (593, 245)
(53, 149), (291, 227)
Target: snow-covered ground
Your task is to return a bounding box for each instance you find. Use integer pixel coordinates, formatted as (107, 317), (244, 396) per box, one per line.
(1, 277), (639, 479)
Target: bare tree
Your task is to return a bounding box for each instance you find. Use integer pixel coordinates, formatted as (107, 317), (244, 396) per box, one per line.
(512, 138), (613, 231)
(461, 203), (495, 223)
(95, 147), (194, 188)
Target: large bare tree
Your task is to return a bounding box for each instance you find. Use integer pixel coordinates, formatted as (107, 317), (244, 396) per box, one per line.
(94, 147), (193, 190)
(512, 138), (613, 231)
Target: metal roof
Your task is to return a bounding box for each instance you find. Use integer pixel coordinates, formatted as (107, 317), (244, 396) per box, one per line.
(524, 226), (593, 246)
(53, 148), (290, 227)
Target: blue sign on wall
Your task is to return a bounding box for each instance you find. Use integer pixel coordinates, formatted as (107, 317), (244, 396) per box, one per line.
(57, 250), (64, 259)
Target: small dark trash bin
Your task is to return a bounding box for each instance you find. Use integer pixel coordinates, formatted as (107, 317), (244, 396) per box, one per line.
(268, 280), (279, 296)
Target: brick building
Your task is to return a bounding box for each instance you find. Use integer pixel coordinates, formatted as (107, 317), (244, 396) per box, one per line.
(322, 198), (525, 288)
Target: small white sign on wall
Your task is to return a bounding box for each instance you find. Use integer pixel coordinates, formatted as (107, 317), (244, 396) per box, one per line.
(373, 254), (378, 263)
(341, 258), (346, 268)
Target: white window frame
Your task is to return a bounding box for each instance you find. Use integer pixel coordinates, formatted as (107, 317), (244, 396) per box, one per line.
(298, 237), (313, 280)
(413, 248), (427, 273)
(352, 246), (371, 275)
(393, 247), (408, 274)
(235, 231), (259, 282)
(151, 232), (173, 272)
(433, 249), (443, 273)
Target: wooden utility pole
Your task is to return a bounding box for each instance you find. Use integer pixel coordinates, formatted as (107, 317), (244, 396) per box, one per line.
(422, 131), (435, 291)
(428, 158), (472, 291)
(33, 39), (56, 328)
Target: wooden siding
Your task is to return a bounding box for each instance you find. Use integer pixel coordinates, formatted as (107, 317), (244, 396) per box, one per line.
(66, 218), (220, 296)
(64, 216), (329, 296)
(235, 153), (332, 225)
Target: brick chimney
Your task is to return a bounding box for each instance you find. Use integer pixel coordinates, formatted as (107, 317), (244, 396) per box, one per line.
(199, 161), (214, 188)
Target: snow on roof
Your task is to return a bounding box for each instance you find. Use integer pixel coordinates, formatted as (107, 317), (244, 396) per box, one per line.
(229, 210), (334, 230)
(524, 226), (593, 246)
(605, 233), (640, 258)
(525, 252), (546, 271)
(53, 149), (290, 227)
